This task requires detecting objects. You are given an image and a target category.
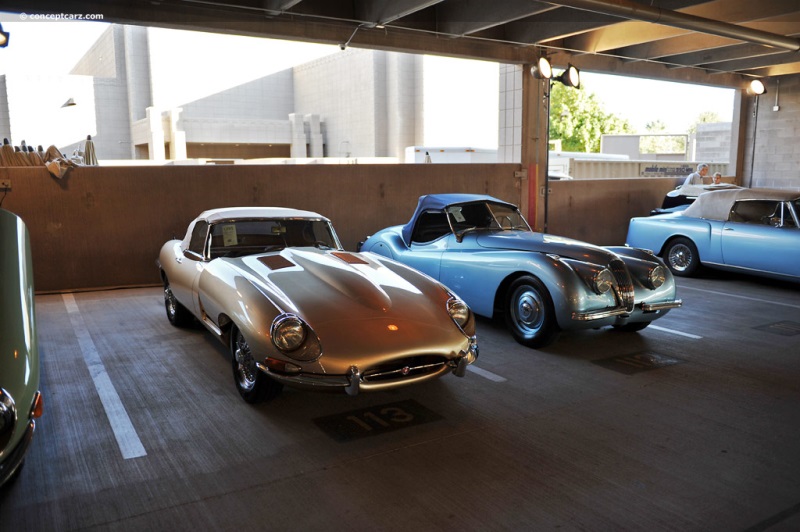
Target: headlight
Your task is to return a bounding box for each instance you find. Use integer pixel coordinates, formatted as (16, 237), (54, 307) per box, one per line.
(593, 268), (615, 294)
(0, 388), (16, 449)
(447, 297), (471, 328)
(271, 314), (307, 352)
(648, 265), (667, 289)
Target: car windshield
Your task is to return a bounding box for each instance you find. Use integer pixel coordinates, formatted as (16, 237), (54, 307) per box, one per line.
(446, 202), (531, 236)
(207, 218), (340, 258)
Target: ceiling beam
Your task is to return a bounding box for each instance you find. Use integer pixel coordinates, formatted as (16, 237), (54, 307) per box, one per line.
(548, 0), (800, 52)
(435, 0), (556, 37)
(612, 16), (800, 60)
(355, 0), (442, 26)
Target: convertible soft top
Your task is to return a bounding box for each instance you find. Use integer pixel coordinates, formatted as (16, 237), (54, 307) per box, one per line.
(401, 193), (516, 246)
(682, 188), (800, 221)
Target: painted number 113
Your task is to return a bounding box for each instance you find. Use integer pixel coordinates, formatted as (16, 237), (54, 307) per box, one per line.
(346, 407), (414, 431)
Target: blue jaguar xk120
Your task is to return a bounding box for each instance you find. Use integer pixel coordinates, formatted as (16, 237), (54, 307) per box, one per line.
(360, 194), (682, 348)
(627, 187), (800, 282)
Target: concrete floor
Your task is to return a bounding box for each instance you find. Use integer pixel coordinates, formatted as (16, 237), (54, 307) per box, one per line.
(2, 272), (800, 531)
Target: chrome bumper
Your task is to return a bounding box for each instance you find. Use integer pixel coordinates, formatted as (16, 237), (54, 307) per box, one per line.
(572, 300), (682, 321)
(256, 337), (479, 397)
(0, 419), (35, 487)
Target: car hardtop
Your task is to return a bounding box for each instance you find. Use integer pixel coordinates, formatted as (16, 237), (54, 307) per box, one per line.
(681, 187), (800, 222)
(401, 193), (519, 246)
(197, 206), (329, 224)
(180, 207), (339, 260)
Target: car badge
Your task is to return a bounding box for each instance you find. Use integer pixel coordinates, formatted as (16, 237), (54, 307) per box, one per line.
(401, 366), (410, 375)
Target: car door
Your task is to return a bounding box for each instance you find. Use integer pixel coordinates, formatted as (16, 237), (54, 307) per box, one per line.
(395, 211), (453, 280)
(170, 220), (208, 315)
(721, 200), (800, 276)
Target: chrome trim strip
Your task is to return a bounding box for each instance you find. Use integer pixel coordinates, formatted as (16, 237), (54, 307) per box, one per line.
(641, 300), (682, 311)
(364, 362), (446, 381)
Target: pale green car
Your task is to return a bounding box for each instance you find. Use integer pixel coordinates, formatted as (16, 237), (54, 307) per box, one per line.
(0, 208), (42, 487)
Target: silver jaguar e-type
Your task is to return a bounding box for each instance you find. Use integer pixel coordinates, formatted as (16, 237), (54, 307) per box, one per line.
(157, 207), (478, 403)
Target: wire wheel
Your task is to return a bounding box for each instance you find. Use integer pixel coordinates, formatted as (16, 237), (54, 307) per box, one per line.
(233, 330), (257, 393)
(664, 237), (699, 276)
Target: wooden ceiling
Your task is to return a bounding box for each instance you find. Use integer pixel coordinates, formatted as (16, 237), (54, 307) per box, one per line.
(4, 0), (800, 88)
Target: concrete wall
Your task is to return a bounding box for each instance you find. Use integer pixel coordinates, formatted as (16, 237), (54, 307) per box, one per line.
(544, 177), (681, 246)
(742, 74), (800, 189)
(0, 164), (520, 292)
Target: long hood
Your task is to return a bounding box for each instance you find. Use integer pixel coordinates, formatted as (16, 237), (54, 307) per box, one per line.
(223, 248), (449, 321)
(475, 231), (619, 265)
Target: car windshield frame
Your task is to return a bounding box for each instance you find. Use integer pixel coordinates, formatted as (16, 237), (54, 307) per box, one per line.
(728, 199), (800, 228)
(203, 217), (342, 259)
(445, 201), (532, 241)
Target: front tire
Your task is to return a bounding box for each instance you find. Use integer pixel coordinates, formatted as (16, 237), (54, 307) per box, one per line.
(663, 237), (700, 277)
(504, 276), (560, 348)
(164, 278), (193, 327)
(231, 328), (283, 403)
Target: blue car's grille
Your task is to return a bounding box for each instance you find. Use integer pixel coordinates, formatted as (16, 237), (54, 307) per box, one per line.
(609, 259), (635, 312)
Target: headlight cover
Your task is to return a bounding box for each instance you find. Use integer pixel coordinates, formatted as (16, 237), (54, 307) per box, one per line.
(593, 268), (615, 295)
(271, 314), (307, 352)
(648, 265), (667, 289)
(0, 388), (16, 450)
(447, 297), (471, 329)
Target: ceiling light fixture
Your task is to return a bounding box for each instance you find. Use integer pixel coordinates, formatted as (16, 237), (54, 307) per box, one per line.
(530, 56), (553, 80)
(555, 64), (581, 89)
(747, 79), (767, 95)
(0, 23), (9, 48)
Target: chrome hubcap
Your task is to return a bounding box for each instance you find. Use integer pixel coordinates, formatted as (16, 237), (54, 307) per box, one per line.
(512, 288), (544, 333)
(669, 244), (692, 272)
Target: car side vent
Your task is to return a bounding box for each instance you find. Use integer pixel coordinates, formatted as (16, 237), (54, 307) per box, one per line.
(609, 259), (635, 312)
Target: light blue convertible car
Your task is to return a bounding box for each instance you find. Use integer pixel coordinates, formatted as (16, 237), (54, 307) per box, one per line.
(360, 194), (681, 348)
(627, 188), (800, 282)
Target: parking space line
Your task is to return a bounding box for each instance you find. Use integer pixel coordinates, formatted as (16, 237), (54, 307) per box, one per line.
(467, 365), (507, 382)
(648, 325), (703, 339)
(62, 294), (147, 460)
(680, 285), (800, 309)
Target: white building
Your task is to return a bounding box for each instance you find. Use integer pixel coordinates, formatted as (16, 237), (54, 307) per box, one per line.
(0, 25), (429, 163)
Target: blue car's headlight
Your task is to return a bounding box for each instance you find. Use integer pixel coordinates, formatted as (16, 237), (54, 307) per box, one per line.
(593, 268), (615, 295)
(648, 265), (667, 289)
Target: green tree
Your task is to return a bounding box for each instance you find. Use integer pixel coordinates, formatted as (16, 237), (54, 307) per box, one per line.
(641, 118), (686, 155)
(548, 82), (634, 152)
(688, 111), (722, 134)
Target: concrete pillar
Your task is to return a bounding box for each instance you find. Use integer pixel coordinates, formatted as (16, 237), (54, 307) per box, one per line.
(167, 108), (187, 160)
(146, 107), (165, 161)
(305, 114), (324, 158)
(288, 113), (307, 158)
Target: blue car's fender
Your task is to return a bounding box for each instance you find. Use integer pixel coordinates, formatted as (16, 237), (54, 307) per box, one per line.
(363, 227), (620, 330)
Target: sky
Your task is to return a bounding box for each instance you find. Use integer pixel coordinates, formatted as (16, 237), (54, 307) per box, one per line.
(0, 15), (735, 149)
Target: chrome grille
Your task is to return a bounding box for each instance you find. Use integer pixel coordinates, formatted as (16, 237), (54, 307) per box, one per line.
(609, 259), (635, 312)
(362, 355), (447, 383)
